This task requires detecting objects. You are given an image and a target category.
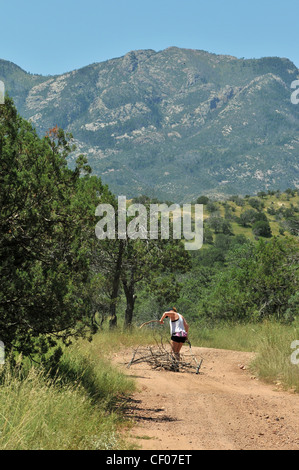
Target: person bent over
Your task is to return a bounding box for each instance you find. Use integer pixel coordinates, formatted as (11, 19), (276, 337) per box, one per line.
(160, 307), (189, 361)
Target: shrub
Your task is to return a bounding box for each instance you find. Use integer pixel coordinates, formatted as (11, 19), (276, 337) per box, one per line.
(252, 220), (272, 238)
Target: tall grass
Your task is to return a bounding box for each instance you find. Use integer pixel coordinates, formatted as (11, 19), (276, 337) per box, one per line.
(56, 336), (136, 408)
(250, 321), (299, 392)
(0, 336), (136, 450)
(189, 319), (299, 392)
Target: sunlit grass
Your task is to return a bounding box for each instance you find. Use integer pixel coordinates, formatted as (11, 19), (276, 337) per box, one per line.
(0, 334), (137, 450)
(189, 319), (299, 392)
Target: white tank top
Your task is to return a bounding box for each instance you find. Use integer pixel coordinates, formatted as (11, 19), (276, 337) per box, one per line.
(170, 313), (185, 336)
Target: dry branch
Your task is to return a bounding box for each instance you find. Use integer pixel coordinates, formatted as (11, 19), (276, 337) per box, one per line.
(126, 338), (202, 374)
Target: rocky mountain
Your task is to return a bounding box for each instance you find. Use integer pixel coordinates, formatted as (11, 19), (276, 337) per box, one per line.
(1, 47), (299, 202)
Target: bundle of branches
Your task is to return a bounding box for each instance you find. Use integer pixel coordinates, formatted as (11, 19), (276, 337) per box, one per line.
(127, 339), (201, 374)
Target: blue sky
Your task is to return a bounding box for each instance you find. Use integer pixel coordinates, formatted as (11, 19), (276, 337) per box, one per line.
(1, 0), (298, 75)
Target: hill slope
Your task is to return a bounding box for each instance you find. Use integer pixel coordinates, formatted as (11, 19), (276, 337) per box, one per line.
(1, 47), (299, 201)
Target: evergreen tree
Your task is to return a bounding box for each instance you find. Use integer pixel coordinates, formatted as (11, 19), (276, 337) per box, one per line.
(0, 97), (109, 357)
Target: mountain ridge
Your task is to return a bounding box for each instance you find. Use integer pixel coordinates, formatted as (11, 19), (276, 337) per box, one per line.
(1, 47), (299, 202)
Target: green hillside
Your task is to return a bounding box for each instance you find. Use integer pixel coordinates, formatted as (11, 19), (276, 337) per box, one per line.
(199, 188), (299, 243)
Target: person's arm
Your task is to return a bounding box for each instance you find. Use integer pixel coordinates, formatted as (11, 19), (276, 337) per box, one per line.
(159, 312), (169, 324)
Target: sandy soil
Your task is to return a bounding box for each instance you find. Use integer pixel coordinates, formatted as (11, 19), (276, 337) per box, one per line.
(113, 345), (299, 450)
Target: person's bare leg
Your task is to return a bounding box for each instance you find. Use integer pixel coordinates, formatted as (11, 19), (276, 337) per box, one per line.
(176, 343), (183, 360)
(170, 340), (177, 357)
(171, 341), (182, 361)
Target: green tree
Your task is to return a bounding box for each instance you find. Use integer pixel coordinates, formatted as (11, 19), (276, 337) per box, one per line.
(207, 216), (233, 235)
(200, 237), (298, 322)
(248, 197), (264, 211)
(252, 220), (272, 238)
(203, 226), (213, 244)
(121, 237), (191, 328)
(0, 97), (108, 357)
(93, 199), (192, 328)
(238, 209), (268, 227)
(196, 195), (209, 205)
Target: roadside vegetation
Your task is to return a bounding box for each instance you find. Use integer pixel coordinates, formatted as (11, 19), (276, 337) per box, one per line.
(1, 321), (298, 450)
(0, 330), (142, 450)
(188, 319), (299, 393)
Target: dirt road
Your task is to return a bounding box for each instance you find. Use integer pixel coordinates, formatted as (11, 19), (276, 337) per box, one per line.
(114, 346), (299, 450)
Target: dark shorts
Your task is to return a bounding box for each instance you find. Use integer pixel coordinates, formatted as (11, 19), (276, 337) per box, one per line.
(171, 335), (187, 344)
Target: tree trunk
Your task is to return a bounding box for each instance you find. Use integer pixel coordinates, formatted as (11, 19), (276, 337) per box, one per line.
(123, 278), (136, 329)
(109, 241), (124, 328)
